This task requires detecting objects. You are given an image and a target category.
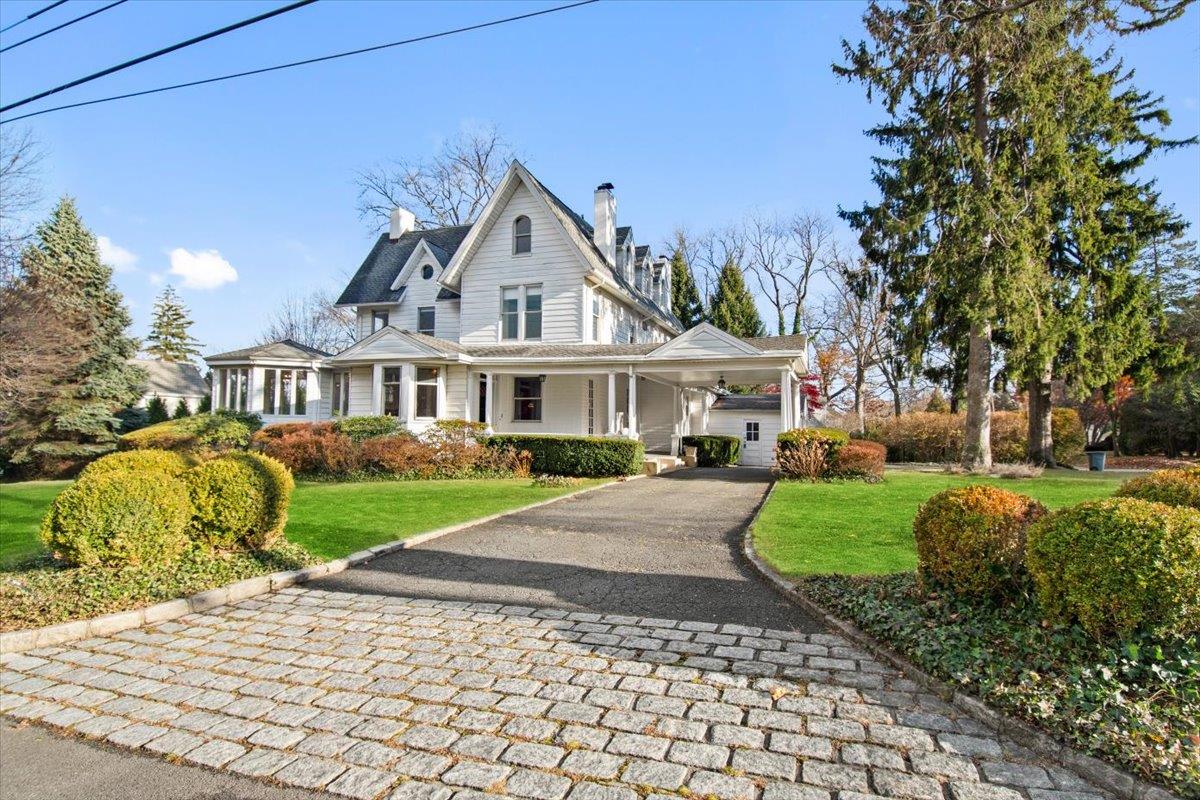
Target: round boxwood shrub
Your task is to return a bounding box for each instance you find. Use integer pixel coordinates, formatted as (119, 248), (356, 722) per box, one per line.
(1027, 498), (1200, 637)
(1115, 467), (1200, 510)
(79, 448), (197, 480)
(185, 452), (294, 550)
(913, 485), (1047, 599)
(40, 470), (193, 567)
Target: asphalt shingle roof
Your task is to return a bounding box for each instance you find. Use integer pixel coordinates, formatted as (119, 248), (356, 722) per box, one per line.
(337, 225), (472, 305)
(206, 339), (331, 361)
(711, 393), (782, 411)
(130, 359), (208, 397)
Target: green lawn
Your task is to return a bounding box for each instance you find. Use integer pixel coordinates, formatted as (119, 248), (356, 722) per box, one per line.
(754, 470), (1124, 578)
(0, 477), (606, 566)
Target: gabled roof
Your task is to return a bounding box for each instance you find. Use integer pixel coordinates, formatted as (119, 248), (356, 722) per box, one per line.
(206, 339), (331, 362)
(635, 244), (650, 260)
(130, 359), (208, 397)
(337, 224), (472, 305)
(327, 327), (466, 363)
(711, 393), (781, 411)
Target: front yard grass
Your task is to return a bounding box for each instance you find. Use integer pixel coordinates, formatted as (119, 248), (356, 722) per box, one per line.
(753, 469), (1122, 577)
(0, 476), (607, 631)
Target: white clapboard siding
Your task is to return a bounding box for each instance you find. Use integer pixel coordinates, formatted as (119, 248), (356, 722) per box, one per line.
(444, 365), (469, 420)
(459, 184), (586, 345)
(357, 305), (400, 340)
(706, 409), (783, 466)
(638, 378), (675, 453)
(653, 328), (753, 359)
(436, 299), (461, 341)
(348, 366), (373, 416)
(490, 374), (586, 434)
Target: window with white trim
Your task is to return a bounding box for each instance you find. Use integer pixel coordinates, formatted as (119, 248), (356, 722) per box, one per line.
(217, 368), (250, 412)
(513, 215), (531, 254)
(513, 377), (543, 422)
(383, 367), (401, 417)
(591, 293), (602, 342)
(415, 366), (439, 418)
(745, 421), (760, 442)
(417, 306), (435, 336)
(500, 285), (542, 341)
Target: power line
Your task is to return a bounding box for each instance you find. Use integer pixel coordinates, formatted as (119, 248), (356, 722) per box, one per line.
(1, 0), (127, 54)
(0, 0), (317, 114)
(0, 0), (599, 125)
(0, 0), (67, 35)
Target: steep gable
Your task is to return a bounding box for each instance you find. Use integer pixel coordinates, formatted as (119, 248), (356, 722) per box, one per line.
(337, 225), (471, 306)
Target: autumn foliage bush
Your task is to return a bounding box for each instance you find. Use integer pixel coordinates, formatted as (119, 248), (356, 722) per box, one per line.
(774, 428), (854, 481)
(872, 408), (1086, 464)
(913, 486), (1047, 600)
(259, 426), (360, 476)
(1115, 466), (1200, 510)
(829, 440), (886, 482)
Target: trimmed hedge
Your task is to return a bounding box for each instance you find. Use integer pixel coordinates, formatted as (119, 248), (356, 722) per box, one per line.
(914, 486), (1047, 600)
(1116, 467), (1200, 510)
(40, 470), (193, 567)
(119, 411), (261, 454)
(681, 435), (741, 467)
(184, 452), (294, 551)
(1027, 497), (1200, 637)
(335, 415), (404, 442)
(871, 408), (1087, 464)
(79, 449), (197, 480)
(484, 434), (642, 477)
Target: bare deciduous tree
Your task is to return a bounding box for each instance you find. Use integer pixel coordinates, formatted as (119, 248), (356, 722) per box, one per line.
(260, 289), (356, 354)
(744, 211), (834, 336)
(356, 125), (516, 231)
(694, 225), (747, 305)
(0, 127), (44, 284)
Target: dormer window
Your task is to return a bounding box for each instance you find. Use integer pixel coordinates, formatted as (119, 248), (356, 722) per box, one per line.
(421, 264), (434, 280)
(513, 216), (532, 255)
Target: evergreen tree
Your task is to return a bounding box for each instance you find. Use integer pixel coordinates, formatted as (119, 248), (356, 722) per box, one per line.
(197, 393), (212, 413)
(172, 398), (192, 419)
(837, 0), (1185, 470)
(19, 197), (145, 463)
(668, 234), (705, 329)
(925, 388), (950, 413)
(146, 395), (169, 424)
(709, 258), (765, 338)
(145, 285), (202, 362)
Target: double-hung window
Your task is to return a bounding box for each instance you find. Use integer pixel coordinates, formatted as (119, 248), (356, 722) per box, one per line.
(591, 293), (602, 342)
(513, 377), (543, 422)
(415, 366), (439, 418)
(500, 284), (542, 341)
(417, 306), (435, 336)
(372, 310), (389, 332)
(382, 367), (401, 417)
(331, 371), (350, 416)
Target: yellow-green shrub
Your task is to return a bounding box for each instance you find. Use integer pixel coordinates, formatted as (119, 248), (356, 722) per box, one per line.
(1027, 498), (1200, 637)
(913, 486), (1047, 599)
(40, 470), (192, 567)
(79, 449), (197, 480)
(872, 413), (964, 462)
(1116, 467), (1200, 510)
(1051, 408), (1086, 464)
(990, 411), (1027, 463)
(185, 452), (294, 550)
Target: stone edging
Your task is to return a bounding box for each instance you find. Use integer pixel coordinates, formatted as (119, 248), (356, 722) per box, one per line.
(740, 481), (1179, 800)
(0, 475), (637, 656)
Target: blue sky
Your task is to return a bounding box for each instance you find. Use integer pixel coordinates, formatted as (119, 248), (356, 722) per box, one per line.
(2, 0), (1197, 354)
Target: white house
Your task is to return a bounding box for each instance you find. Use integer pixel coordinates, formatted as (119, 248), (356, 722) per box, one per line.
(129, 358), (209, 415)
(205, 162), (809, 462)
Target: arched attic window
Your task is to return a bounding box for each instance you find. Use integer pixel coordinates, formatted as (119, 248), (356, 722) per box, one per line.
(513, 216), (532, 255)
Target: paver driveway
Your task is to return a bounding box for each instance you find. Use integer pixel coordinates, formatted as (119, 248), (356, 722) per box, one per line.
(0, 471), (1110, 800)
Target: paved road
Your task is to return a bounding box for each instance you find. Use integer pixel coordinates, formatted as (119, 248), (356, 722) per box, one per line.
(317, 468), (822, 632)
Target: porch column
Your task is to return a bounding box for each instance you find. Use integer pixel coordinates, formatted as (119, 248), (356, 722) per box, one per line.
(780, 368), (794, 432)
(371, 363), (384, 415)
(484, 372), (495, 431)
(671, 385), (683, 456)
(465, 371), (474, 421)
(401, 364), (415, 423)
(626, 369), (638, 438)
(606, 372), (617, 434)
(793, 379), (804, 429)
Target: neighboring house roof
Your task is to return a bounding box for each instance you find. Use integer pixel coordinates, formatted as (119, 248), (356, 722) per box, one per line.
(130, 359), (208, 398)
(206, 339), (332, 362)
(743, 334), (808, 352)
(337, 224), (472, 305)
(711, 394), (781, 411)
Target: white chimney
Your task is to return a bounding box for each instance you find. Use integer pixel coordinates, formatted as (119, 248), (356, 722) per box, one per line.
(593, 183), (616, 266)
(389, 206), (416, 240)
(656, 257), (672, 312)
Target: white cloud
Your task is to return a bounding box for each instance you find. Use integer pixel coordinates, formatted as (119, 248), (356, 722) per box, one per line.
(97, 236), (138, 272)
(167, 247), (238, 290)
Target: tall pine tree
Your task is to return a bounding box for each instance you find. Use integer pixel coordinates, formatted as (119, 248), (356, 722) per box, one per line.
(669, 242), (705, 329)
(709, 258), (765, 338)
(145, 285), (203, 362)
(19, 197), (144, 464)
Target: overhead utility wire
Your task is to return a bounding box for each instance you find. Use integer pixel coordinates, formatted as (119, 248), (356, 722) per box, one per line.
(0, 0), (598, 125)
(0, 0), (317, 114)
(1, 0), (128, 54)
(0, 0), (67, 35)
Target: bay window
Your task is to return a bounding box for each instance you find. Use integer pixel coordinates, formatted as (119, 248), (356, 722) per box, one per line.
(261, 368), (308, 416)
(217, 368), (250, 412)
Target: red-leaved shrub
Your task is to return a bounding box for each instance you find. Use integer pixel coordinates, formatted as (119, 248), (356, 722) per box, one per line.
(252, 421), (336, 444)
(829, 440), (886, 482)
(360, 435), (437, 477)
(260, 428), (358, 476)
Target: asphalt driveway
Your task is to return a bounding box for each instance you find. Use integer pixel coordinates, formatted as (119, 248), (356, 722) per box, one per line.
(316, 467), (823, 632)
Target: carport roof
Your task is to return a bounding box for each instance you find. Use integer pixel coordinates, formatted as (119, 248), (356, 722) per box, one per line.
(711, 394), (781, 411)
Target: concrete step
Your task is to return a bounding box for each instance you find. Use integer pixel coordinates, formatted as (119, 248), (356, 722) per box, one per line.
(643, 454), (686, 476)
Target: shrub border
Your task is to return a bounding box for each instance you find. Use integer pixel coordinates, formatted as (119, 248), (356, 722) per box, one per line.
(741, 482), (1181, 800)
(0, 477), (631, 655)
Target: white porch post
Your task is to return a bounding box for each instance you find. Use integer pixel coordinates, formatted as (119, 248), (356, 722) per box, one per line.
(671, 385), (683, 456)
(781, 369), (794, 432)
(401, 364), (415, 424)
(793, 378), (804, 429)
(436, 368), (447, 420)
(465, 371), (474, 421)
(484, 372), (495, 432)
(371, 364), (383, 415)
(626, 369), (638, 438)
(606, 372), (617, 434)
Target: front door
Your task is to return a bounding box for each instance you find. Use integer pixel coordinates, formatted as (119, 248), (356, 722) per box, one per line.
(742, 419), (762, 465)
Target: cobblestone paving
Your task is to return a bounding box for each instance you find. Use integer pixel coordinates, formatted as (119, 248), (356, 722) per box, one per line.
(1, 588), (1107, 800)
